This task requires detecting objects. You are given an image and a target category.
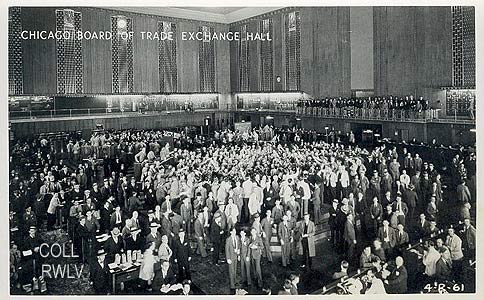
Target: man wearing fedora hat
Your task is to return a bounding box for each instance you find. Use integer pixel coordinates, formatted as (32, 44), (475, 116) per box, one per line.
(194, 211), (207, 258)
(173, 228), (191, 281)
(146, 222), (162, 251)
(89, 249), (110, 295)
(210, 213), (224, 265)
(105, 227), (124, 263)
(125, 227), (144, 251)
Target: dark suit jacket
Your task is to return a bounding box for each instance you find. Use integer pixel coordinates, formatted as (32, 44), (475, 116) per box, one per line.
(343, 220), (356, 243)
(89, 260), (110, 294)
(146, 232), (163, 250)
(109, 212), (125, 230)
(152, 266), (177, 291)
(395, 230), (409, 246)
(435, 258), (452, 281)
(173, 237), (190, 266)
(104, 236), (124, 263)
(402, 190), (418, 208)
(377, 226), (397, 248)
(464, 225), (476, 250)
(387, 265), (408, 293)
(416, 220), (430, 238)
(194, 219), (205, 239)
(249, 236), (264, 259)
(225, 235), (240, 262)
(124, 235), (144, 251)
(210, 221), (222, 246)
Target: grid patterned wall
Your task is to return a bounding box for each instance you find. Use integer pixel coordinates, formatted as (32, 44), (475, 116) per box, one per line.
(8, 7), (23, 95)
(238, 24), (249, 92)
(285, 11), (301, 91)
(55, 9), (83, 94)
(452, 6), (475, 87)
(260, 18), (274, 91)
(199, 26), (216, 92)
(112, 16), (134, 93)
(446, 89), (475, 116)
(158, 21), (178, 92)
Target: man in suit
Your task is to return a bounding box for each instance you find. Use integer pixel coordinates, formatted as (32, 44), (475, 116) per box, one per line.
(89, 249), (110, 294)
(343, 214), (356, 261)
(210, 214), (223, 265)
(460, 202), (472, 221)
(456, 181), (471, 203)
(395, 224), (409, 248)
(416, 214), (430, 239)
(385, 256), (408, 293)
(153, 260), (177, 293)
(392, 195), (408, 227)
(239, 229), (251, 287)
(85, 210), (100, 236)
(124, 228), (144, 251)
(300, 213), (316, 269)
(360, 245), (381, 268)
(369, 197), (383, 238)
(109, 206), (124, 230)
(173, 228), (191, 281)
(104, 227), (124, 263)
(462, 218), (476, 259)
(402, 184), (418, 220)
(313, 182), (323, 224)
(435, 249), (453, 281)
(146, 223), (162, 252)
(378, 220), (396, 256)
(194, 211), (207, 258)
(278, 215), (292, 267)
(328, 199), (339, 247)
(249, 227), (264, 288)
(446, 228), (464, 277)
(180, 197), (193, 237)
(225, 227), (240, 291)
(260, 210), (273, 263)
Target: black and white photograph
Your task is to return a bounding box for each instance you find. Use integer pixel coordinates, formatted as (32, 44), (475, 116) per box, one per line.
(5, 1), (480, 297)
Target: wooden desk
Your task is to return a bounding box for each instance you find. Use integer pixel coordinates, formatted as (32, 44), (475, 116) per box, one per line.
(109, 263), (140, 295)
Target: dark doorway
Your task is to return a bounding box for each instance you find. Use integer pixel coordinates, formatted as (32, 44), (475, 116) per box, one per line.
(350, 123), (383, 144)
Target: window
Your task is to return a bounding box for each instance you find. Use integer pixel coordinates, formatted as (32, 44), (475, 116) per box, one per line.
(452, 7), (475, 87)
(112, 15), (134, 93)
(260, 18), (274, 91)
(8, 7), (23, 95)
(56, 9), (83, 94)
(159, 21), (177, 92)
(199, 26), (216, 92)
(238, 24), (249, 92)
(285, 11), (301, 91)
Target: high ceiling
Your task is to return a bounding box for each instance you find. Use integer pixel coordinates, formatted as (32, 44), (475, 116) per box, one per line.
(173, 7), (245, 15)
(108, 6), (284, 23)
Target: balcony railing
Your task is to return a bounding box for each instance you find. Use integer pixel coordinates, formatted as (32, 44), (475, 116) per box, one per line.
(9, 104), (235, 120)
(296, 107), (435, 122)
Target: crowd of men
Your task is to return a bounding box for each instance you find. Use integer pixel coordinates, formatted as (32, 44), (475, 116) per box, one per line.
(9, 124), (476, 295)
(297, 96), (431, 111)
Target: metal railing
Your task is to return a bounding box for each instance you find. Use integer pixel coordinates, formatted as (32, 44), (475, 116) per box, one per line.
(9, 104), (235, 120)
(296, 107), (434, 122)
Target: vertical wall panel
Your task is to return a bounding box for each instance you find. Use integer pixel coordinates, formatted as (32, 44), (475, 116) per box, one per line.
(374, 6), (452, 96)
(247, 20), (260, 91)
(215, 24), (230, 94)
(177, 22), (199, 92)
(22, 8), (56, 94)
(80, 8), (112, 94)
(132, 15), (158, 92)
